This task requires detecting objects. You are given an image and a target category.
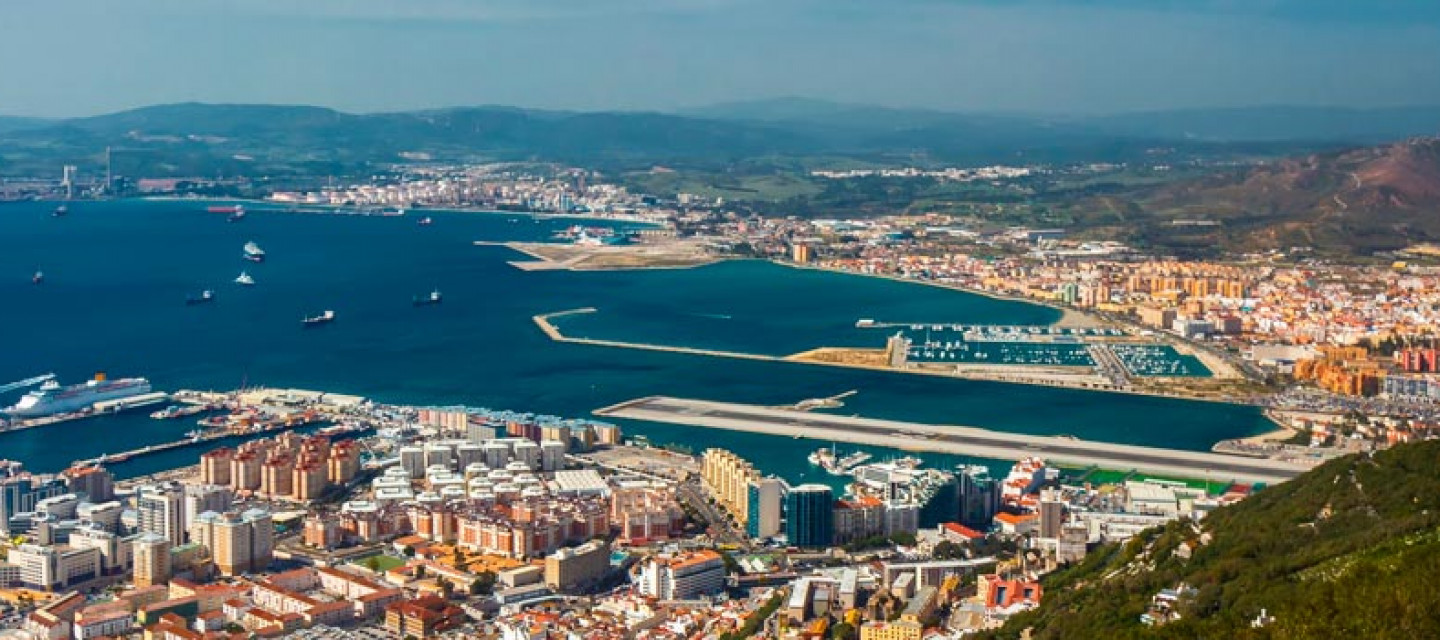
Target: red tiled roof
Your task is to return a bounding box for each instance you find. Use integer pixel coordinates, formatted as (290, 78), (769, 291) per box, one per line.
(993, 513), (1037, 525)
(941, 523), (984, 539)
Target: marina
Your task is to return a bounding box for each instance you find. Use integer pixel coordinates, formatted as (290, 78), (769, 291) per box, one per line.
(858, 320), (1128, 341)
(906, 340), (1096, 367)
(1111, 344), (1207, 377)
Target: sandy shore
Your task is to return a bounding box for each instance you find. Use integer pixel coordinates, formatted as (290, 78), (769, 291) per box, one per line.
(775, 261), (1108, 329)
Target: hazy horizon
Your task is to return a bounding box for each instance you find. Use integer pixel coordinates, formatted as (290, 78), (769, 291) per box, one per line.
(2, 0), (1439, 118)
(11, 96), (1440, 122)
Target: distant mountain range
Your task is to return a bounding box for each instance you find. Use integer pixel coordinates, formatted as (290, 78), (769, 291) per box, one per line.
(5, 100), (1440, 179)
(685, 97), (1440, 145)
(1068, 136), (1440, 256)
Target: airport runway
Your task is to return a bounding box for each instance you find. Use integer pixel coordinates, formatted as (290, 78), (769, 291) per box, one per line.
(595, 396), (1315, 485)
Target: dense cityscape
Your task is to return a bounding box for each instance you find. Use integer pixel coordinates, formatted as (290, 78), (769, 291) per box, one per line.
(3, 156), (1440, 639)
(5, 2), (1440, 638)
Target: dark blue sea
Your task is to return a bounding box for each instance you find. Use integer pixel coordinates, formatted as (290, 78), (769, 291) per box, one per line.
(0, 200), (1274, 483)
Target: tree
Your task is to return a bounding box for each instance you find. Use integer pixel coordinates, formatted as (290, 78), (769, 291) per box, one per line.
(402, 545), (416, 557)
(888, 531), (917, 547)
(471, 570), (497, 595)
(830, 621), (857, 640)
(361, 556), (384, 572)
(933, 540), (965, 560)
(451, 547), (465, 567)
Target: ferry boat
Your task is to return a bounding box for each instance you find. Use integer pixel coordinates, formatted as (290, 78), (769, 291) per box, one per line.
(302, 310), (335, 326)
(417, 216), (433, 226)
(243, 241), (265, 262)
(235, 271), (255, 286)
(3, 375), (152, 418)
(151, 404), (208, 420)
(413, 289), (442, 306)
(186, 290), (215, 305)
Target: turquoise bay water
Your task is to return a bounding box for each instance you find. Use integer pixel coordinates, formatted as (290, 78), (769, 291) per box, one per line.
(0, 200), (1274, 482)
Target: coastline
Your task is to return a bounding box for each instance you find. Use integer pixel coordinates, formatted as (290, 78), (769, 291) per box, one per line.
(773, 260), (1104, 328)
(138, 195), (662, 226)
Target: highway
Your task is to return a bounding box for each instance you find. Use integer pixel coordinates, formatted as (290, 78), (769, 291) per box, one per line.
(595, 396), (1316, 485)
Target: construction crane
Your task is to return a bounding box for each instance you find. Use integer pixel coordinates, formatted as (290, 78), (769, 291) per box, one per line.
(0, 373), (56, 394)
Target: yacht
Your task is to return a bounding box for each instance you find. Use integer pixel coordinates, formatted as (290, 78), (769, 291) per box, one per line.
(243, 241), (265, 262)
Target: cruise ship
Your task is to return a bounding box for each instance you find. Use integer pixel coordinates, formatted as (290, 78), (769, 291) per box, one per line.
(3, 375), (153, 418)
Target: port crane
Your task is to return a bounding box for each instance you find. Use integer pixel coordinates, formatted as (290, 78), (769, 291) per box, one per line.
(0, 373), (56, 395)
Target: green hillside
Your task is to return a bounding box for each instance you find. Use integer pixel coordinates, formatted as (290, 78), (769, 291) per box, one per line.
(980, 439), (1440, 639)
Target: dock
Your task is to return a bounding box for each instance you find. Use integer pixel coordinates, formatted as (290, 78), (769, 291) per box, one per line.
(68, 387), (358, 468)
(594, 396), (1316, 485)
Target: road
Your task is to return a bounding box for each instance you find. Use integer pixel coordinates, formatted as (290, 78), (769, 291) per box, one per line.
(596, 396), (1315, 485)
(676, 480), (750, 548)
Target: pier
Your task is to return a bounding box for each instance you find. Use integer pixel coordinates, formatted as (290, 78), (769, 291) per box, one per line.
(594, 396), (1316, 485)
(66, 387), (356, 468)
(532, 309), (782, 363)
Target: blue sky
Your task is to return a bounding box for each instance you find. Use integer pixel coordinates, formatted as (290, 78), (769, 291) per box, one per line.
(2, 0), (1438, 117)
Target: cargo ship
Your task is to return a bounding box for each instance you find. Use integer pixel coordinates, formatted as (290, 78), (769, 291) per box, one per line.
(208, 205), (243, 215)
(2, 375), (153, 418)
(303, 310), (335, 326)
(243, 241), (265, 262)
